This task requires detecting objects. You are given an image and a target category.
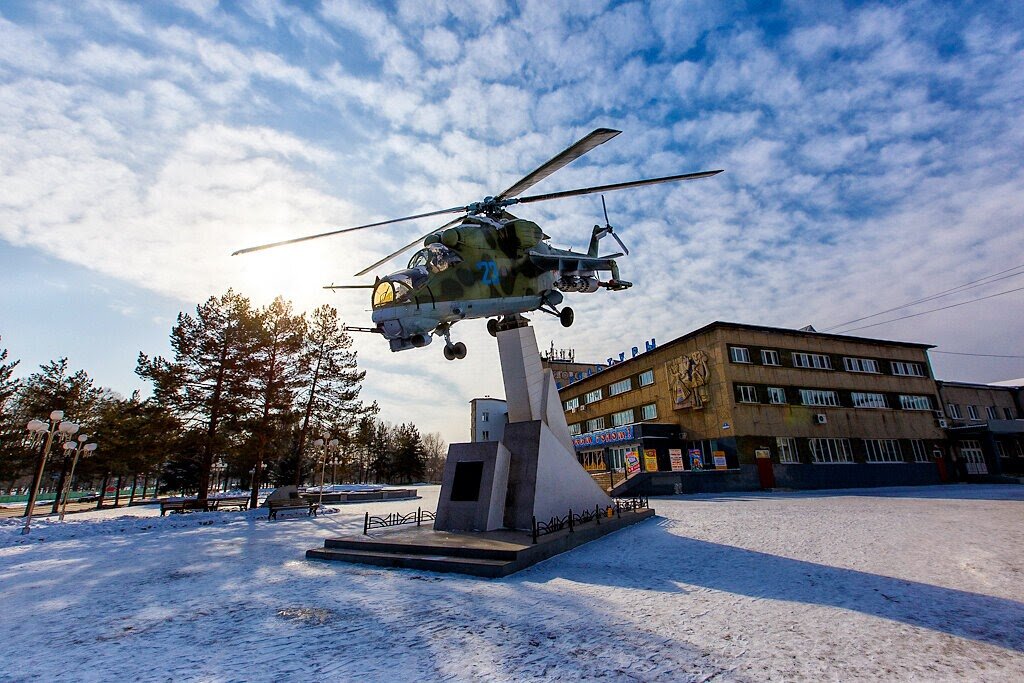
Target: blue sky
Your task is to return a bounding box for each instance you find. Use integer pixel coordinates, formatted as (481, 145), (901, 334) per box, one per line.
(2, 0), (1023, 444)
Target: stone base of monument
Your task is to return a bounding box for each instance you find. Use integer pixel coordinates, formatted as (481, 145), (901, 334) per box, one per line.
(306, 506), (654, 578)
(307, 319), (655, 577)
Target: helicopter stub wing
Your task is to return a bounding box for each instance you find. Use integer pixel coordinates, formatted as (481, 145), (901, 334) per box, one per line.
(495, 128), (621, 201)
(528, 251), (622, 271)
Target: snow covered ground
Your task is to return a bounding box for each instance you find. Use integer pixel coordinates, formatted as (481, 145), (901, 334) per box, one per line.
(1, 484), (1022, 682)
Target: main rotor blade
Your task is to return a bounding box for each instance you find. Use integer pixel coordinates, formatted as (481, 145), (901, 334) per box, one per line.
(353, 215), (466, 277)
(231, 205), (468, 256)
(495, 128), (621, 201)
(515, 169), (723, 206)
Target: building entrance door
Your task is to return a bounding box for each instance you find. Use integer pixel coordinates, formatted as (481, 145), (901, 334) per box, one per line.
(755, 449), (775, 489)
(960, 440), (987, 475)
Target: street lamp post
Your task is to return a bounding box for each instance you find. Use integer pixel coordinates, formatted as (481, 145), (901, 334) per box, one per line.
(59, 435), (98, 521)
(328, 456), (343, 485)
(211, 459), (227, 496)
(23, 410), (80, 534)
(312, 438), (340, 510)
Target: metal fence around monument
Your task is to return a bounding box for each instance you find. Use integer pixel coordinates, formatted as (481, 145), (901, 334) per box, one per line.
(363, 507), (435, 535)
(531, 496), (650, 544)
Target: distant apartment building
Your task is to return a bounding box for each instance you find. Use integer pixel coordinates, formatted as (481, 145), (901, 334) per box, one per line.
(557, 321), (956, 494)
(469, 397), (507, 443)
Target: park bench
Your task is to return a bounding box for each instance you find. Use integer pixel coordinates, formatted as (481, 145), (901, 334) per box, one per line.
(268, 497), (319, 520)
(210, 496), (249, 511)
(160, 499), (210, 516)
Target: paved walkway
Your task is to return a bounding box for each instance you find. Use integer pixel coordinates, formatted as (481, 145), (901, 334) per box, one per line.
(0, 498), (147, 519)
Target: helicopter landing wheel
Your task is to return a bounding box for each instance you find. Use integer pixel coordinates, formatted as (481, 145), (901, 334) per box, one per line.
(443, 345), (456, 361)
(487, 319), (499, 337)
(559, 306), (574, 328)
(452, 341), (467, 359)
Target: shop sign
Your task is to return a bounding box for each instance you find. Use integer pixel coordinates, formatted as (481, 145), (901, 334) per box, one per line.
(625, 448), (641, 476)
(755, 448), (771, 460)
(713, 450), (728, 470)
(643, 448), (659, 472)
(689, 448), (704, 470)
(669, 448), (684, 471)
(572, 424), (635, 449)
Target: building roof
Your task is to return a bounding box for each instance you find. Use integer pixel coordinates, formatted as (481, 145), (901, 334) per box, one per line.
(556, 320), (934, 393)
(469, 397), (506, 404)
(938, 380), (1020, 391)
(989, 378), (1024, 388)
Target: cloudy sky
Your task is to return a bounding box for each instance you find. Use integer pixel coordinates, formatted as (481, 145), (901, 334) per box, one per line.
(2, 0), (1023, 444)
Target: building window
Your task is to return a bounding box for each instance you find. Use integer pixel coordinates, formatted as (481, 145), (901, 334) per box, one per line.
(768, 387), (786, 404)
(638, 369), (654, 387)
(899, 395), (932, 411)
(1006, 407), (1017, 420)
(864, 439), (903, 463)
(910, 440), (929, 463)
(792, 352), (832, 370)
(482, 430), (489, 440)
(852, 392), (888, 409)
(736, 385), (758, 403)
(611, 409), (634, 427)
(987, 406), (999, 420)
(641, 403), (657, 420)
(947, 403), (962, 419)
(891, 361), (925, 377)
(568, 423), (582, 436)
(729, 346), (751, 363)
(609, 378), (632, 396)
(800, 389), (839, 407)
(967, 405), (979, 420)
(777, 437), (799, 464)
(564, 397), (579, 411)
(761, 349), (780, 366)
(809, 438), (853, 463)
(844, 357), (880, 373)
(586, 417), (605, 432)
(994, 441), (1006, 459)
(482, 411), (489, 422)
(584, 388), (603, 404)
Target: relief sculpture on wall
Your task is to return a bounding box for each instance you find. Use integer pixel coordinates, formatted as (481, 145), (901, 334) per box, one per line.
(667, 350), (710, 410)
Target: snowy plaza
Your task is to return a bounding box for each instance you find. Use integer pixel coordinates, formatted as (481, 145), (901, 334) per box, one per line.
(0, 484), (1021, 681)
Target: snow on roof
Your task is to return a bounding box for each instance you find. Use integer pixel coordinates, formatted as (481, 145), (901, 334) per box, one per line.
(989, 378), (1024, 387)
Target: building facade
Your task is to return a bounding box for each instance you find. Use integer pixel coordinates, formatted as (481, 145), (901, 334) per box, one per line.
(469, 397), (507, 443)
(558, 322), (954, 494)
(937, 381), (1024, 476)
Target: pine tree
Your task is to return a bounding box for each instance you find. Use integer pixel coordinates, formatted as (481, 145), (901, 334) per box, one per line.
(247, 297), (306, 507)
(392, 423), (426, 484)
(293, 304), (371, 486)
(0, 335), (19, 412)
(137, 290), (261, 502)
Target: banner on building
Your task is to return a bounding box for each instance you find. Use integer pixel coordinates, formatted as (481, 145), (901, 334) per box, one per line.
(643, 448), (658, 472)
(713, 450), (728, 470)
(625, 448), (641, 476)
(669, 448), (684, 471)
(689, 448), (703, 470)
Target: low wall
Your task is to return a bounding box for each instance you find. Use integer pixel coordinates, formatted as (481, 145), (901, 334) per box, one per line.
(612, 466), (761, 497)
(316, 489), (418, 504)
(772, 463), (941, 490)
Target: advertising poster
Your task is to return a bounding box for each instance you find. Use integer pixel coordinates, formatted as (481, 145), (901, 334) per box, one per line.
(669, 448), (684, 471)
(625, 448), (641, 476)
(689, 448), (703, 470)
(713, 450), (728, 470)
(643, 448), (659, 472)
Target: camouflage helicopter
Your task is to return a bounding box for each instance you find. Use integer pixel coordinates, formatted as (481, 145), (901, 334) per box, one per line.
(233, 129), (721, 360)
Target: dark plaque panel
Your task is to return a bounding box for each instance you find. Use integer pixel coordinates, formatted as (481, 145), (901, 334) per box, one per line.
(450, 461), (484, 501)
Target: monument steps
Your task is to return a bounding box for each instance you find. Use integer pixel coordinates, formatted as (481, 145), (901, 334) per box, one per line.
(323, 537), (520, 561)
(306, 547), (512, 578)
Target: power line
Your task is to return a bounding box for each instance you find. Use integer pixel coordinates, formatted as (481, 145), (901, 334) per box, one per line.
(931, 351), (1024, 359)
(836, 284), (1024, 333)
(824, 262), (1024, 332)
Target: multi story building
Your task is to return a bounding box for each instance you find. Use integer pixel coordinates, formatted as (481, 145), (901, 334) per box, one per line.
(469, 397), (507, 443)
(937, 381), (1024, 476)
(558, 321), (951, 494)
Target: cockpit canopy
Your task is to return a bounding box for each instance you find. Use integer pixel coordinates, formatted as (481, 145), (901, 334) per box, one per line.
(408, 243), (462, 274)
(371, 268), (429, 309)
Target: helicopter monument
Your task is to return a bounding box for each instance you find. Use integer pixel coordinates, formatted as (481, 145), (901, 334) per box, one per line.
(233, 128), (722, 360)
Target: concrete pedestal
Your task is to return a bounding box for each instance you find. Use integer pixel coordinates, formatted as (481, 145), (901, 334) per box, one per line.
(435, 324), (611, 531)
